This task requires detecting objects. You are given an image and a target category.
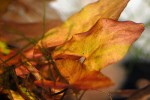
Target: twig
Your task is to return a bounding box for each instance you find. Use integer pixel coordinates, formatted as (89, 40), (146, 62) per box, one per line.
(127, 84), (150, 100)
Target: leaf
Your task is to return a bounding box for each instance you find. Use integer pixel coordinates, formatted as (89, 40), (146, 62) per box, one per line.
(0, 41), (10, 54)
(10, 90), (24, 100)
(37, 0), (129, 48)
(15, 56), (41, 80)
(34, 80), (69, 89)
(34, 59), (113, 90)
(0, 51), (19, 66)
(53, 19), (144, 71)
(19, 86), (35, 100)
(15, 66), (30, 78)
(0, 20), (62, 48)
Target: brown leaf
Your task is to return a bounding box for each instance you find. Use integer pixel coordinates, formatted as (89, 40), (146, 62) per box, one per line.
(0, 20), (62, 48)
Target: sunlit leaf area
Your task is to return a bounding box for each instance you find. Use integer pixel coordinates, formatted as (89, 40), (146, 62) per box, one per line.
(0, 0), (150, 100)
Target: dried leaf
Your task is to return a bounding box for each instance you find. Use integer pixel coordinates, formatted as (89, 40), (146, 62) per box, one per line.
(53, 19), (144, 71)
(37, 0), (129, 48)
(35, 59), (113, 90)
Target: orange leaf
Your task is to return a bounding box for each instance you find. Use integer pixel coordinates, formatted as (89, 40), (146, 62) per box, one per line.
(34, 59), (113, 90)
(0, 51), (19, 66)
(73, 71), (113, 90)
(15, 65), (30, 78)
(37, 0), (129, 48)
(34, 80), (69, 89)
(53, 19), (144, 71)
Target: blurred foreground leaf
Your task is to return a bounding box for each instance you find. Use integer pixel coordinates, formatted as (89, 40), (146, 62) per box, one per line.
(0, 41), (10, 54)
(19, 86), (35, 100)
(0, 20), (62, 48)
(10, 90), (24, 100)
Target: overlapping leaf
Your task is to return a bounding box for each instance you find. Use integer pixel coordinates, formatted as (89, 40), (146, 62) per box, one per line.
(35, 59), (113, 90)
(37, 0), (129, 48)
(34, 0), (144, 90)
(4, 0), (144, 91)
(53, 19), (144, 71)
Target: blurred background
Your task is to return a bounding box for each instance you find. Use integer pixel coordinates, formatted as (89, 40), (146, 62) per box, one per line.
(0, 0), (150, 100)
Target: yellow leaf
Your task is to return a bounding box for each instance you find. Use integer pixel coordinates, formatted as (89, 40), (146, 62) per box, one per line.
(19, 86), (35, 100)
(34, 59), (113, 90)
(20, 0), (144, 91)
(0, 41), (10, 54)
(37, 0), (129, 48)
(10, 90), (24, 100)
(53, 19), (144, 71)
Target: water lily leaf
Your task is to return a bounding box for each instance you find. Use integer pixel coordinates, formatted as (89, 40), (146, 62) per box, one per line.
(34, 59), (113, 90)
(37, 0), (129, 48)
(53, 19), (144, 71)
